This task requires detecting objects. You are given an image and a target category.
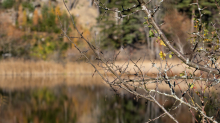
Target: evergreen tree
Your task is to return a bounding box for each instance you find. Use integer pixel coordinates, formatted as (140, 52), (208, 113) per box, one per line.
(2, 0), (14, 9)
(98, 0), (144, 49)
(176, 0), (217, 23)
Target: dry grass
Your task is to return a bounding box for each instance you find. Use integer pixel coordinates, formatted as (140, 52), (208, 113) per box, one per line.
(0, 59), (191, 76)
(0, 59), (97, 76)
(1, 75), (217, 93)
(0, 59), (216, 92)
(113, 59), (191, 76)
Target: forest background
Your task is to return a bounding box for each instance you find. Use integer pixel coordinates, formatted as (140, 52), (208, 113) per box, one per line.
(0, 0), (219, 75)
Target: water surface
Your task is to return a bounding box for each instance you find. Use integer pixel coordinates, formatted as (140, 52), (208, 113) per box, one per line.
(0, 75), (218, 123)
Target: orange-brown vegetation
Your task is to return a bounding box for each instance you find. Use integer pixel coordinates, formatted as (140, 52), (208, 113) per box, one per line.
(0, 59), (98, 76)
(33, 9), (39, 25)
(55, 5), (61, 24)
(161, 9), (192, 54)
(2, 23), (24, 43)
(22, 10), (27, 26)
(18, 4), (23, 26)
(0, 59), (190, 76)
(162, 9), (191, 36)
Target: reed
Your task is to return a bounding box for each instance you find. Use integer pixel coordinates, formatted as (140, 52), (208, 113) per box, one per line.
(113, 59), (188, 76)
(0, 59), (189, 76)
(0, 59), (96, 76)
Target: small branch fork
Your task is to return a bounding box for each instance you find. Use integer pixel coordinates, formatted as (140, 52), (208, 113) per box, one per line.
(61, 0), (219, 122)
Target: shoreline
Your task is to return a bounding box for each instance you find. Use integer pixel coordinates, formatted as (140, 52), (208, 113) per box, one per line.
(0, 59), (190, 76)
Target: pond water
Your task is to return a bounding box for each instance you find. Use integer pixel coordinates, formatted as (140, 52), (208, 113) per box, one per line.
(0, 75), (219, 123)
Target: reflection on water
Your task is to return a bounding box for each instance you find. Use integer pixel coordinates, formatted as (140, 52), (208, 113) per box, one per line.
(0, 76), (150, 123)
(0, 75), (219, 123)
(0, 75), (105, 90)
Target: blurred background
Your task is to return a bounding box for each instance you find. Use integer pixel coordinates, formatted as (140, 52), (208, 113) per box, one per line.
(0, 0), (219, 122)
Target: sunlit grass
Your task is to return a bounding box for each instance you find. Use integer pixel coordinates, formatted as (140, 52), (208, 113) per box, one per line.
(0, 59), (190, 76)
(0, 59), (97, 76)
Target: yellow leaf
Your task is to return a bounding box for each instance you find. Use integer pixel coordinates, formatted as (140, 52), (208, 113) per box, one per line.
(159, 51), (166, 60)
(189, 83), (194, 89)
(191, 98), (195, 104)
(160, 40), (166, 46)
(180, 73), (184, 77)
(169, 54), (172, 58)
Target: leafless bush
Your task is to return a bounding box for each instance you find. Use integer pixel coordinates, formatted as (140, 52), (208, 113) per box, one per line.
(60, 0), (220, 122)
